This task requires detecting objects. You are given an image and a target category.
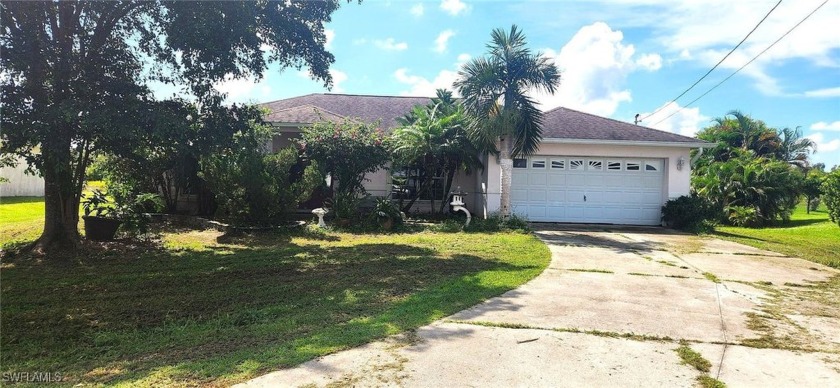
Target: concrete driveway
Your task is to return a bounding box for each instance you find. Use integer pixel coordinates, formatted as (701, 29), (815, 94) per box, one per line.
(240, 225), (840, 387)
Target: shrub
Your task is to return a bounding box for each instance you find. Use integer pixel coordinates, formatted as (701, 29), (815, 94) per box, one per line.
(692, 152), (803, 226)
(725, 205), (760, 227)
(200, 122), (321, 225)
(823, 169), (840, 227)
(367, 197), (404, 230)
(662, 195), (715, 232)
(301, 118), (390, 218)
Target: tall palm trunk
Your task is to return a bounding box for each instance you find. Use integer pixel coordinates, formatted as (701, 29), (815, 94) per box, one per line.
(499, 136), (513, 218)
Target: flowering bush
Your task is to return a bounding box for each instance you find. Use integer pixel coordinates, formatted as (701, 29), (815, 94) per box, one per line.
(300, 119), (390, 219)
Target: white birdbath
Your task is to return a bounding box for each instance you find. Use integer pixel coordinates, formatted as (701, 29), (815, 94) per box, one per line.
(312, 208), (328, 228)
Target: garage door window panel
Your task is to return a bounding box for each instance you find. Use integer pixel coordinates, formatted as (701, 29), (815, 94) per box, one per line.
(551, 159), (566, 169)
(513, 158), (527, 168)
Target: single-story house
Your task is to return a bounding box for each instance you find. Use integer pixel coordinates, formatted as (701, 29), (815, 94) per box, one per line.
(261, 93), (708, 226)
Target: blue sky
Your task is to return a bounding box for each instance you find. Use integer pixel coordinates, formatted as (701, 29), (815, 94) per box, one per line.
(161, 0), (840, 168)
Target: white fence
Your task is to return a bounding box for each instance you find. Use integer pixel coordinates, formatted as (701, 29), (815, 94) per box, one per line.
(0, 157), (44, 197)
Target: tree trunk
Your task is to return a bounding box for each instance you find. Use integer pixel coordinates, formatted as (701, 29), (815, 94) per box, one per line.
(499, 137), (513, 218)
(36, 143), (81, 253)
(439, 162), (457, 214)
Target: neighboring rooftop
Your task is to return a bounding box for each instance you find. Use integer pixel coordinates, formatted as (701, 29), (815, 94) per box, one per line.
(261, 93), (705, 145)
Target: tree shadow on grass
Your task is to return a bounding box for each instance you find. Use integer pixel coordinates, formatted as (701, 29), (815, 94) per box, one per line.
(0, 235), (540, 386)
(713, 230), (768, 242)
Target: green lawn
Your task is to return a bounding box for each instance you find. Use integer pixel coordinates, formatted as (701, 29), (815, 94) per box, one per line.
(0, 196), (47, 246)
(0, 182), (105, 248)
(0, 222), (550, 386)
(715, 203), (840, 269)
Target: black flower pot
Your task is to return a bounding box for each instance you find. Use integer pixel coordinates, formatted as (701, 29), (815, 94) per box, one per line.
(83, 216), (123, 241)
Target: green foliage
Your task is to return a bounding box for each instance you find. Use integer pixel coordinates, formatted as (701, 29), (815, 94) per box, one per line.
(662, 195), (715, 233)
(391, 89), (484, 213)
(455, 25), (561, 157)
(81, 189), (112, 217)
(822, 169), (840, 227)
(371, 198), (403, 222)
(803, 169), (826, 213)
(694, 111), (815, 168)
(200, 121), (321, 225)
(724, 205), (760, 227)
(693, 152), (803, 226)
(1, 1), (342, 248)
(301, 118), (390, 218)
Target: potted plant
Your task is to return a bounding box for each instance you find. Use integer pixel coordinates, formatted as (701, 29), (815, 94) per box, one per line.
(82, 190), (123, 241)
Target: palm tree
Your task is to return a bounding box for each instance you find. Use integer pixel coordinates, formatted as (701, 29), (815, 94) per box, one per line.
(776, 126), (816, 168)
(392, 89), (486, 214)
(454, 25), (560, 217)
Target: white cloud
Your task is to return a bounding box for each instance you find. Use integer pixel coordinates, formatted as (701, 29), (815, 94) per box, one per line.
(394, 68), (459, 97)
(329, 69), (348, 93)
(456, 53), (471, 63)
(811, 121), (840, 131)
(532, 22), (663, 117)
(623, 0), (840, 96)
(636, 53), (662, 71)
(374, 38), (408, 51)
(640, 102), (709, 137)
(808, 132), (840, 153)
(440, 0), (469, 16)
(804, 87), (840, 98)
(324, 29), (335, 50)
(434, 30), (456, 53)
(214, 73), (272, 103)
(410, 3), (424, 17)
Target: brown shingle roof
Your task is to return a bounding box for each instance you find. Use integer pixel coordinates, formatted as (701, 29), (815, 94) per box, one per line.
(542, 106), (704, 144)
(260, 93), (431, 130)
(263, 104), (347, 124)
(260, 93), (706, 145)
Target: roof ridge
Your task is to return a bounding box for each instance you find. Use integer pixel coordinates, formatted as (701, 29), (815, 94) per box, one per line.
(273, 104), (347, 120)
(316, 93), (433, 99)
(557, 105), (704, 143)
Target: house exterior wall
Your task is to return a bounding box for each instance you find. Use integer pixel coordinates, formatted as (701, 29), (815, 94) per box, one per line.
(1, 157), (44, 197)
(362, 165), (480, 214)
(481, 142), (694, 216)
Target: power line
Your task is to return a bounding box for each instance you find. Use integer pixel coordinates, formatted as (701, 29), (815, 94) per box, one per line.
(638, 0), (782, 123)
(651, 0), (829, 127)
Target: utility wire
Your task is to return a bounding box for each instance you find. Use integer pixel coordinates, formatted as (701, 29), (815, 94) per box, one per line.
(639, 0), (782, 123)
(651, 0), (829, 127)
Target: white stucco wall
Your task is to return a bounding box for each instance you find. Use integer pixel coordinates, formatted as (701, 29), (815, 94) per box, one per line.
(482, 143), (695, 215)
(0, 158), (44, 197)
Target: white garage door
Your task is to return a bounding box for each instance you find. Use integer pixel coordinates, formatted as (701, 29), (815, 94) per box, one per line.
(511, 156), (665, 225)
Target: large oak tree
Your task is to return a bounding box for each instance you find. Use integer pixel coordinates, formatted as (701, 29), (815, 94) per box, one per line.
(1, 1), (345, 252)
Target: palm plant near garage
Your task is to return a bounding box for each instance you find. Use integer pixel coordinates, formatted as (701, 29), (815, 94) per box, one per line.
(455, 25), (560, 217)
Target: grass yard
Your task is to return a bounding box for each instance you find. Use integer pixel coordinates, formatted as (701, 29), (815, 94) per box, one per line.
(0, 196), (47, 246)
(715, 203), (840, 269)
(0, 182), (105, 248)
(0, 224), (550, 386)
